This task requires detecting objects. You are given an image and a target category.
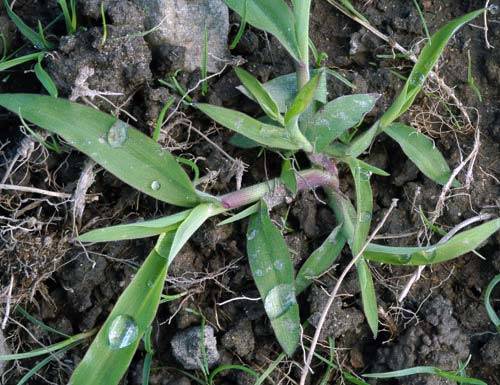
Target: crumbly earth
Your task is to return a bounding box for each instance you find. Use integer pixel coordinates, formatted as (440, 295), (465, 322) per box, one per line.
(0, 0), (498, 384)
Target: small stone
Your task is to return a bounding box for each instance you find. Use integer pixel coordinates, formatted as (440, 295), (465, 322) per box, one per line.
(171, 325), (220, 370)
(0, 330), (9, 376)
(133, 0), (230, 72)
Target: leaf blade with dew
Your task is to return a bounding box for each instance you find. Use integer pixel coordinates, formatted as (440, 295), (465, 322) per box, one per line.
(234, 67), (283, 124)
(69, 232), (175, 385)
(364, 366), (487, 385)
(78, 210), (192, 243)
(280, 158), (297, 195)
(246, 202), (300, 355)
(364, 218), (500, 265)
(34, 56), (58, 98)
(346, 9), (485, 158)
(303, 93), (380, 152)
(2, 0), (53, 49)
(0, 94), (199, 207)
(196, 103), (303, 150)
(385, 123), (458, 186)
(295, 223), (346, 294)
(484, 274), (500, 332)
(237, 69), (328, 113)
(168, 204), (224, 265)
(217, 202), (260, 226)
(284, 72), (321, 126)
(348, 158), (378, 337)
(0, 52), (43, 71)
(224, 0), (301, 61)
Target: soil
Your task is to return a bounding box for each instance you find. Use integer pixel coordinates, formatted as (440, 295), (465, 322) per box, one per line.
(0, 1), (499, 384)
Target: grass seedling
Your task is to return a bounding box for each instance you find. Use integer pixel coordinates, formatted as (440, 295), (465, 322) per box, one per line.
(57, 0), (77, 34)
(0, 1), (497, 385)
(100, 2), (108, 47)
(484, 274), (500, 332)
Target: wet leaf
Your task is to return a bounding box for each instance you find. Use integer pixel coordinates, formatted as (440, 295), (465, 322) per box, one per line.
(79, 210), (192, 242)
(295, 223), (346, 294)
(284, 73), (321, 125)
(280, 159), (297, 195)
(484, 274), (500, 332)
(70, 232), (175, 385)
(235, 67), (283, 124)
(0, 94), (199, 207)
(385, 123), (458, 186)
(224, 0), (301, 60)
(196, 103), (303, 150)
(364, 218), (500, 265)
(303, 94), (380, 152)
(246, 201), (300, 355)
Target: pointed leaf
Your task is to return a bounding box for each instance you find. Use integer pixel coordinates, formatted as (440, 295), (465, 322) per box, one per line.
(280, 159), (297, 195)
(34, 59), (58, 97)
(356, 258), (378, 338)
(70, 232), (174, 385)
(284, 73), (321, 125)
(295, 224), (346, 294)
(79, 210), (191, 242)
(484, 274), (500, 332)
(385, 123), (458, 186)
(364, 218), (500, 265)
(234, 67), (283, 124)
(0, 94), (199, 207)
(196, 103), (302, 150)
(246, 202), (300, 355)
(224, 0), (301, 60)
(217, 202), (259, 226)
(304, 94), (380, 152)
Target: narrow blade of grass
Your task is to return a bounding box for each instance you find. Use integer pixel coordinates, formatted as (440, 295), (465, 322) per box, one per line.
(484, 274), (500, 331)
(34, 57), (58, 97)
(280, 159), (297, 195)
(0, 94), (199, 207)
(69, 232), (175, 385)
(284, 72), (321, 126)
(247, 202), (300, 355)
(0, 52), (42, 71)
(217, 202), (259, 226)
(208, 364), (259, 384)
(229, 0), (248, 49)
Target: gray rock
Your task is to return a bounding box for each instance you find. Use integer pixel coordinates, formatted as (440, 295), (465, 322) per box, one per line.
(133, 0), (229, 72)
(171, 325), (220, 370)
(0, 330), (9, 376)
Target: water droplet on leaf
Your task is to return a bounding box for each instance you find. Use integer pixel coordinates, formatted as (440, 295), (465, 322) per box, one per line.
(254, 269), (263, 277)
(150, 180), (161, 190)
(264, 284), (297, 320)
(488, 4), (499, 14)
(274, 260), (284, 270)
(108, 315), (139, 349)
(107, 120), (128, 148)
(247, 229), (257, 240)
(400, 253), (413, 264)
(359, 211), (372, 223)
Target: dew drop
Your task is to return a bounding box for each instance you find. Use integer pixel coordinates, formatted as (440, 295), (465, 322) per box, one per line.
(254, 269), (264, 277)
(359, 211), (372, 223)
(98, 135), (106, 144)
(108, 315), (139, 350)
(264, 284), (297, 320)
(107, 120), (128, 148)
(150, 180), (161, 190)
(247, 229), (257, 241)
(357, 167), (372, 181)
(424, 247), (437, 261)
(274, 260), (284, 270)
(488, 4), (499, 14)
(399, 253), (413, 264)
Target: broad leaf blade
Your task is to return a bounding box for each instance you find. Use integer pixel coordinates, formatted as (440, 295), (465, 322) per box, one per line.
(385, 123), (458, 186)
(79, 210), (191, 242)
(0, 94), (199, 207)
(295, 224), (346, 294)
(364, 218), (500, 265)
(246, 202), (300, 355)
(304, 94), (380, 152)
(196, 103), (302, 150)
(234, 67), (283, 124)
(69, 232), (175, 385)
(224, 0), (301, 60)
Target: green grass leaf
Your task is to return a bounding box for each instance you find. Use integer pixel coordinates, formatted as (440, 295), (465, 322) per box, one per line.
(326, 190), (356, 244)
(168, 204), (224, 264)
(303, 93), (380, 152)
(2, 0), (53, 49)
(385, 123), (458, 186)
(484, 274), (500, 332)
(356, 258), (378, 338)
(237, 70), (328, 113)
(79, 210), (191, 242)
(217, 202), (260, 226)
(364, 366), (487, 385)
(196, 103), (303, 150)
(0, 94), (199, 207)
(295, 223), (346, 294)
(284, 73), (321, 125)
(364, 218), (500, 265)
(0, 52), (42, 71)
(69, 232), (174, 385)
(280, 159), (297, 195)
(246, 202), (300, 355)
(224, 0), (301, 61)
(34, 57), (58, 97)
(235, 67), (283, 124)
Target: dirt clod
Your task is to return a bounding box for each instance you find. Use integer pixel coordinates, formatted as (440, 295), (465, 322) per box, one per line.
(221, 319), (255, 358)
(171, 325), (220, 370)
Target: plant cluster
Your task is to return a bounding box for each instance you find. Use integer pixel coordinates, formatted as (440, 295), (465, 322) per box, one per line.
(0, 1), (498, 384)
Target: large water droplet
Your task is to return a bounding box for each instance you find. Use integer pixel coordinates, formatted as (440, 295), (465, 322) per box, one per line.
(150, 180), (161, 190)
(358, 168), (372, 181)
(264, 284), (297, 320)
(107, 121), (128, 148)
(108, 315), (139, 349)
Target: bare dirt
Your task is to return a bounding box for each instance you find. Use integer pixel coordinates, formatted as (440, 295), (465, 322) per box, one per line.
(0, 1), (499, 384)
